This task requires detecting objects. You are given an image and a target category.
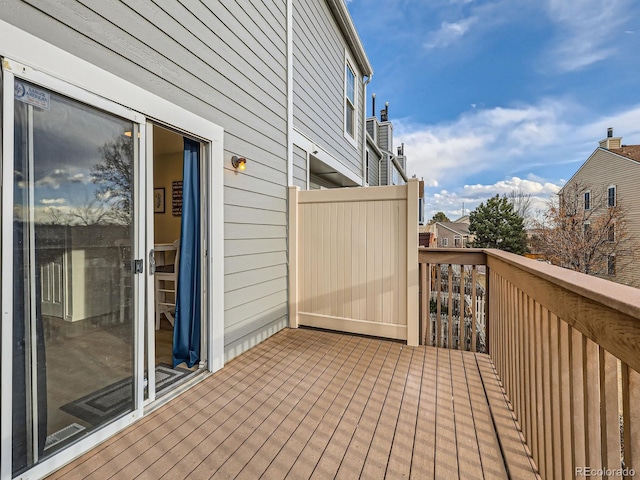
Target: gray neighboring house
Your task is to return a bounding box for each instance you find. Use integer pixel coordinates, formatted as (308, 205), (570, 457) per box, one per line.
(559, 128), (640, 287)
(0, 1), (373, 477)
(432, 221), (472, 248)
(365, 100), (408, 187)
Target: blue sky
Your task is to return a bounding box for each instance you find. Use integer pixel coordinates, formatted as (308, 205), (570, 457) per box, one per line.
(347, 0), (640, 220)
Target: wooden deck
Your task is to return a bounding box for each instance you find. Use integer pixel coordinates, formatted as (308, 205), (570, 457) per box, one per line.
(48, 328), (538, 479)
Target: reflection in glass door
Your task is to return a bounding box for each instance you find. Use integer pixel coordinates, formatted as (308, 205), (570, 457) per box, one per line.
(12, 80), (139, 475)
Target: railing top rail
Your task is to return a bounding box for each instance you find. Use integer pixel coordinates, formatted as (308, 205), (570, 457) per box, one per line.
(418, 247), (487, 266)
(484, 248), (640, 321)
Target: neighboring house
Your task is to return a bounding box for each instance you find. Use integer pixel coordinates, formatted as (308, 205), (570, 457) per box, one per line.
(559, 127), (640, 287)
(432, 221), (472, 248)
(0, 1), (374, 477)
(365, 99), (409, 187)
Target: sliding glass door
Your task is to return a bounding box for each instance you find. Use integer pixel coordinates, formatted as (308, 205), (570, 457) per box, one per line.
(7, 75), (144, 476)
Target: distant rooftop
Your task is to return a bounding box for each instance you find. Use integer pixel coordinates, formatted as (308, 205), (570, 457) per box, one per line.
(608, 145), (640, 162)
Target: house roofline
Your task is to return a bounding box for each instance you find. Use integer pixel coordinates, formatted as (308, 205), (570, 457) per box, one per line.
(560, 146), (640, 195)
(435, 222), (469, 236)
(326, 0), (373, 77)
(366, 132), (382, 156)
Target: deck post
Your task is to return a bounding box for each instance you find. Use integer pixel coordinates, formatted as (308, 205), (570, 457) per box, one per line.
(288, 186), (300, 328)
(406, 179), (419, 346)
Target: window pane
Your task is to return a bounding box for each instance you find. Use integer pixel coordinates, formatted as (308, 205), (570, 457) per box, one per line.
(608, 187), (616, 207)
(12, 81), (136, 474)
(346, 65), (355, 104)
(346, 103), (354, 136)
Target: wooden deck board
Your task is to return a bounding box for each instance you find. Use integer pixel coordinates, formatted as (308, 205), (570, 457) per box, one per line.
(476, 354), (539, 479)
(46, 328), (537, 480)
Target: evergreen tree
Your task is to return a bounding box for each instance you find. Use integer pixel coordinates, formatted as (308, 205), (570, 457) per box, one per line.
(469, 195), (528, 254)
(430, 211), (450, 223)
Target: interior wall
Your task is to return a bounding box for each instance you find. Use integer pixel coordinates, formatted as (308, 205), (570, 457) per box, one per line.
(154, 152), (183, 244)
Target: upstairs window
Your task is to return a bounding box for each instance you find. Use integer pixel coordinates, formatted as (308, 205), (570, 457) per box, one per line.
(608, 255), (616, 275)
(454, 236), (461, 247)
(344, 59), (356, 142)
(608, 186), (616, 207)
(441, 238), (448, 247)
(584, 191), (591, 210)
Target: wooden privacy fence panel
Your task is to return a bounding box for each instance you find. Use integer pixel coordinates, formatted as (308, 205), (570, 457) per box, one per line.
(486, 249), (640, 480)
(288, 181), (419, 345)
(418, 249), (488, 352)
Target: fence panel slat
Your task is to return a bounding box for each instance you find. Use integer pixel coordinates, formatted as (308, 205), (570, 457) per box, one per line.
(585, 338), (602, 473)
(560, 321), (573, 479)
(602, 349), (622, 478)
(549, 313), (563, 479)
(448, 265), (453, 348)
(471, 266), (477, 353)
(622, 364), (639, 478)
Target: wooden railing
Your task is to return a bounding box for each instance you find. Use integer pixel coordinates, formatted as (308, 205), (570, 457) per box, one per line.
(419, 248), (640, 479)
(419, 248), (488, 352)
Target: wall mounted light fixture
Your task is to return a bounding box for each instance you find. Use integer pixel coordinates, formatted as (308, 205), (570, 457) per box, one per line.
(231, 156), (247, 171)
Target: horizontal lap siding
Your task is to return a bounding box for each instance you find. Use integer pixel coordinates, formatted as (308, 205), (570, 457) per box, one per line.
(367, 145), (380, 186)
(2, 0), (289, 361)
(292, 0), (363, 178)
(568, 149), (640, 287)
(293, 145), (307, 189)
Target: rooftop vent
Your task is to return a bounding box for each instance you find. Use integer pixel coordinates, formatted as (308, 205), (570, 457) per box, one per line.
(380, 102), (389, 122)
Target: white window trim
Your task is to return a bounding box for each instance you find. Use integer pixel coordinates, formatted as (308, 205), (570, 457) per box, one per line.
(1, 20), (225, 479)
(608, 223), (615, 243)
(584, 190), (591, 210)
(365, 150), (370, 186)
(441, 238), (448, 247)
(608, 185), (617, 207)
(343, 49), (358, 148)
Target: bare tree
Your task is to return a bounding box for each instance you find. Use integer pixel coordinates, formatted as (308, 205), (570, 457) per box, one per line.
(507, 188), (533, 225)
(91, 132), (133, 225)
(67, 197), (114, 226)
(533, 181), (636, 283)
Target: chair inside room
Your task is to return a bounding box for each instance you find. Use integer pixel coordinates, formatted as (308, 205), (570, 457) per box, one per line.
(155, 239), (179, 330)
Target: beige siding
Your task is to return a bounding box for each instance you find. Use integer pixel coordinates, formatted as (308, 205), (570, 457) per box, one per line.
(565, 148), (640, 287)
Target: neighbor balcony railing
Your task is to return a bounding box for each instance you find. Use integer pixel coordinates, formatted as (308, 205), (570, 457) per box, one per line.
(419, 247), (640, 479)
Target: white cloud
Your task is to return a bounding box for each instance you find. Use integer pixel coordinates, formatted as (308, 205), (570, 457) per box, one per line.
(397, 99), (640, 220)
(543, 0), (632, 71)
(426, 176), (563, 221)
(40, 198), (66, 205)
(396, 99), (573, 187)
(424, 16), (477, 49)
(69, 172), (90, 183)
(397, 100), (640, 189)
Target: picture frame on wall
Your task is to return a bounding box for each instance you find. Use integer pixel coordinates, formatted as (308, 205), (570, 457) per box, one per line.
(154, 187), (165, 213)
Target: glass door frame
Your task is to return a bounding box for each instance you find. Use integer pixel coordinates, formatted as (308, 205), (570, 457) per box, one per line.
(0, 59), (148, 479)
(0, 18), (225, 475)
(144, 123), (212, 405)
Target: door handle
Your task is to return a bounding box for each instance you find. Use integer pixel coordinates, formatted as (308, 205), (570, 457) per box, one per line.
(149, 249), (155, 275)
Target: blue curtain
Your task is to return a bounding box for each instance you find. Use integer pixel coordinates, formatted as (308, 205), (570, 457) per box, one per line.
(173, 138), (201, 367)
